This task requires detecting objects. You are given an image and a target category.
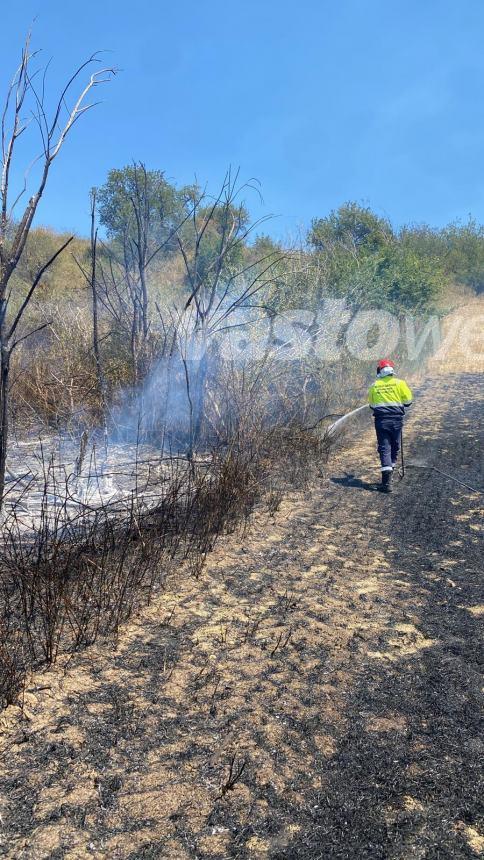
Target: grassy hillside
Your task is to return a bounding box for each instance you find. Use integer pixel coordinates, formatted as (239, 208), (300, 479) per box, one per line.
(7, 194), (483, 434)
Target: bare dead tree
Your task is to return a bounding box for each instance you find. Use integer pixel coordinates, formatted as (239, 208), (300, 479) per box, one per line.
(95, 163), (193, 384)
(80, 169), (282, 453)
(0, 33), (115, 507)
(90, 191), (108, 432)
(88, 189), (108, 439)
(73, 189), (109, 439)
(129, 162), (151, 344)
(173, 169), (283, 454)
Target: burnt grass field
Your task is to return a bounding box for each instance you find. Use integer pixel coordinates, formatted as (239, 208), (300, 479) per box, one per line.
(0, 372), (482, 859)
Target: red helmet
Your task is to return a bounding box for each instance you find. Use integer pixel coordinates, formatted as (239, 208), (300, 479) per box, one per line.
(377, 359), (395, 371)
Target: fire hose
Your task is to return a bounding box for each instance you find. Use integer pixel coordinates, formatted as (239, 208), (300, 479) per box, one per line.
(326, 405), (369, 436)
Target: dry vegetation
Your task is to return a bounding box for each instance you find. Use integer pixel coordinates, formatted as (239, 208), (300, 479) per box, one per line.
(0, 372), (335, 710)
(0, 370), (482, 859)
(1, 35), (483, 859)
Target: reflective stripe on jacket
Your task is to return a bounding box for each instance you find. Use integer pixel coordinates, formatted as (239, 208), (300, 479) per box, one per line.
(368, 375), (413, 419)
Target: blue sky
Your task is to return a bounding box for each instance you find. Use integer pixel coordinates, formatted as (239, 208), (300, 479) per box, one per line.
(3, 0), (484, 241)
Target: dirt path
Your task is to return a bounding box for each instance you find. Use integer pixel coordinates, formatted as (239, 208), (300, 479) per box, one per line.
(0, 373), (482, 860)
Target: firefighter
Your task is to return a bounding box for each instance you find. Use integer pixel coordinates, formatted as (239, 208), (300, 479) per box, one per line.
(368, 359), (413, 493)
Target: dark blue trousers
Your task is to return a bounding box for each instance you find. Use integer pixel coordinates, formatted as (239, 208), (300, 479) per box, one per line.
(375, 419), (402, 471)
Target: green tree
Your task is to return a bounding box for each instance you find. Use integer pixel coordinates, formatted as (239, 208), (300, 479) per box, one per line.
(443, 218), (484, 293)
(307, 202), (447, 311)
(378, 246), (445, 311)
(399, 224), (446, 261)
(401, 219), (484, 294)
(97, 163), (184, 253)
(95, 165), (186, 381)
(309, 202), (393, 255)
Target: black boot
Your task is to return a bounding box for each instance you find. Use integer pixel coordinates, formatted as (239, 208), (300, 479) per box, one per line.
(381, 470), (393, 493)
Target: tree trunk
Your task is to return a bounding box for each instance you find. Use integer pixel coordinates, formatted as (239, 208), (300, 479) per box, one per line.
(190, 337), (208, 453)
(89, 194), (108, 444)
(0, 342), (10, 509)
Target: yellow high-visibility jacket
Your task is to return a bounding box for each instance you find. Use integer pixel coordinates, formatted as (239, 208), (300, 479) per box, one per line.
(368, 375), (413, 420)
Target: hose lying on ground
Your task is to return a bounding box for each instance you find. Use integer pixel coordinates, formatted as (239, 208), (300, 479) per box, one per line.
(404, 463), (483, 495)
